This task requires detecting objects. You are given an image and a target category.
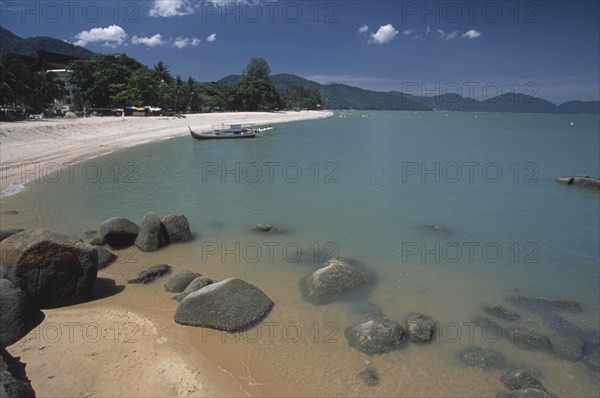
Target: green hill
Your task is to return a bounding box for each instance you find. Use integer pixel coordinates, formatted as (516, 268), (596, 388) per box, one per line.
(0, 26), (94, 58)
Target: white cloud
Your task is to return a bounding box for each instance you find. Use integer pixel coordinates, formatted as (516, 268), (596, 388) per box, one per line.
(462, 29), (482, 39)
(149, 0), (194, 17)
(173, 36), (201, 48)
(74, 25), (127, 47)
(437, 29), (458, 40)
(358, 24), (369, 34)
(131, 33), (165, 47)
(369, 24), (399, 44)
(207, 33), (217, 42)
(402, 29), (414, 36)
(425, 25), (431, 34)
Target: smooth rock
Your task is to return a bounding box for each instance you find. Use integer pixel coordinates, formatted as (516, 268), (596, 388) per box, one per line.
(0, 229), (98, 308)
(164, 270), (201, 293)
(134, 212), (168, 252)
(95, 246), (117, 270)
(501, 368), (546, 391)
(174, 278), (273, 332)
(161, 215), (192, 243)
(345, 318), (406, 355)
(173, 277), (214, 302)
(99, 217), (140, 249)
(0, 230), (25, 243)
(128, 264), (172, 284)
(301, 257), (370, 304)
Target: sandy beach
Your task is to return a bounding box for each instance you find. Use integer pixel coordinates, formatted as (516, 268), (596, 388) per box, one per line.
(0, 111), (332, 194)
(1, 110), (331, 397)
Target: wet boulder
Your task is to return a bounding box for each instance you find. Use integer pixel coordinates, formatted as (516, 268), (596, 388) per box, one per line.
(0, 230), (98, 308)
(405, 313), (436, 343)
(548, 334), (584, 361)
(458, 346), (505, 370)
(251, 224), (283, 233)
(509, 329), (549, 351)
(164, 270), (201, 293)
(301, 257), (370, 304)
(99, 217), (140, 249)
(484, 304), (520, 321)
(128, 264), (172, 284)
(501, 368), (546, 392)
(174, 278), (273, 332)
(161, 215), (193, 243)
(134, 212), (168, 252)
(345, 318), (406, 355)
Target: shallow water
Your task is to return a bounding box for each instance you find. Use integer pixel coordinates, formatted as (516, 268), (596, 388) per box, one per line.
(2, 111), (599, 396)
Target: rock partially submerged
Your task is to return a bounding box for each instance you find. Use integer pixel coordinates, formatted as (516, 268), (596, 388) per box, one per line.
(99, 217), (140, 249)
(0, 229), (98, 308)
(250, 224), (283, 233)
(173, 277), (214, 302)
(458, 346), (505, 370)
(95, 246), (116, 270)
(501, 368), (547, 392)
(128, 264), (172, 284)
(358, 367), (380, 387)
(134, 212), (168, 252)
(300, 257), (370, 304)
(345, 318), (406, 355)
(405, 313), (436, 343)
(424, 224), (447, 232)
(556, 175), (600, 190)
(164, 270), (201, 293)
(509, 329), (549, 351)
(161, 215), (193, 243)
(484, 304), (520, 321)
(174, 278), (273, 332)
(548, 334), (584, 361)
(506, 296), (582, 313)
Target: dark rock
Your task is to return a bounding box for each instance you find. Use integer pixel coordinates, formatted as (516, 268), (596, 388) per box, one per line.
(0, 279), (41, 346)
(497, 388), (552, 398)
(509, 329), (549, 350)
(173, 277), (214, 302)
(99, 217), (140, 249)
(484, 304), (520, 321)
(506, 296), (582, 313)
(501, 368), (547, 391)
(582, 341), (600, 372)
(541, 313), (586, 338)
(351, 301), (384, 320)
(84, 230), (97, 239)
(0, 230), (25, 243)
(424, 224), (447, 232)
(548, 334), (584, 360)
(128, 264), (172, 284)
(0, 266), (8, 279)
(89, 237), (104, 246)
(300, 257), (370, 304)
(95, 246), (116, 270)
(164, 270), (201, 293)
(405, 313), (436, 343)
(345, 318), (406, 355)
(0, 230), (98, 308)
(134, 212), (168, 252)
(1, 210), (18, 215)
(174, 278), (273, 332)
(251, 224), (283, 233)
(0, 346), (35, 397)
(358, 367), (380, 387)
(161, 215), (192, 243)
(458, 346), (505, 370)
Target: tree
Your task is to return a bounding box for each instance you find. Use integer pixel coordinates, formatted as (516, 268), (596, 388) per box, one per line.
(230, 76), (281, 111)
(31, 71), (64, 111)
(0, 49), (31, 106)
(243, 57), (271, 81)
(153, 60), (172, 84)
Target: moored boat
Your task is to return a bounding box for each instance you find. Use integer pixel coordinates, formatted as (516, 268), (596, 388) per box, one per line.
(188, 124), (257, 140)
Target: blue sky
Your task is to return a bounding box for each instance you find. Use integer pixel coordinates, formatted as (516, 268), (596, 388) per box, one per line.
(2, 0), (599, 102)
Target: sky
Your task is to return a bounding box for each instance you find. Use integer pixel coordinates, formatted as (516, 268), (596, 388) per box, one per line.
(1, 0), (599, 103)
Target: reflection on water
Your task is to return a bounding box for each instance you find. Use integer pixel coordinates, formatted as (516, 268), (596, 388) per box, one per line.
(1, 112), (599, 396)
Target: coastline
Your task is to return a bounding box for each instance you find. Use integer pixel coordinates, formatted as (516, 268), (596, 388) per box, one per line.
(0, 110), (332, 196)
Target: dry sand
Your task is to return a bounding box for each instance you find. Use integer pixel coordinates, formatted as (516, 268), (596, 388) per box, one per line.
(1, 110), (331, 397)
(0, 111), (332, 194)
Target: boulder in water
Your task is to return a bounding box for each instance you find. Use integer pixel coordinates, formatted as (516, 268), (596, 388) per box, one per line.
(345, 318), (406, 355)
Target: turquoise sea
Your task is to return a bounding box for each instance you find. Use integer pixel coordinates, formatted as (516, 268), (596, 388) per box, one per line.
(2, 111), (599, 396)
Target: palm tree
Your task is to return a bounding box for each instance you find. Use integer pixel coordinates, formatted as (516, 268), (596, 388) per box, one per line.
(32, 71), (64, 112)
(186, 76), (196, 112)
(0, 49), (30, 106)
(173, 75), (183, 112)
(153, 60), (172, 84)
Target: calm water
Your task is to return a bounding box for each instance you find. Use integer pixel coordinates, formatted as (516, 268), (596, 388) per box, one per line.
(2, 111), (599, 396)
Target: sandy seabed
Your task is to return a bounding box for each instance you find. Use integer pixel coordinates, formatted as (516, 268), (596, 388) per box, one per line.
(1, 110), (331, 397)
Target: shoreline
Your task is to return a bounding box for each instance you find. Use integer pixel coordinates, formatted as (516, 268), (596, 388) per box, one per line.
(0, 110), (333, 196)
